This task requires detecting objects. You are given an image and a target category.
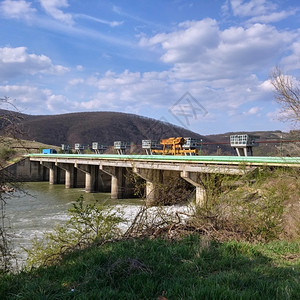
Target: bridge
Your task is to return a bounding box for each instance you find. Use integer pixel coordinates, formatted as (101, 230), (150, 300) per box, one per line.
(28, 154), (300, 206)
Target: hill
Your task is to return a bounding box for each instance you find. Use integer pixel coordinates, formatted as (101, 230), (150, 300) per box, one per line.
(1, 109), (298, 155)
(0, 110), (211, 147)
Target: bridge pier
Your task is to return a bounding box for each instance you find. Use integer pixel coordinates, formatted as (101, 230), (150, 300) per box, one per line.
(41, 162), (59, 184)
(181, 171), (206, 207)
(100, 166), (125, 199)
(133, 168), (163, 205)
(56, 163), (76, 188)
(76, 164), (98, 193)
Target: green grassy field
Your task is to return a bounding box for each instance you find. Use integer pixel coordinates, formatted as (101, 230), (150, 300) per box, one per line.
(1, 235), (299, 299)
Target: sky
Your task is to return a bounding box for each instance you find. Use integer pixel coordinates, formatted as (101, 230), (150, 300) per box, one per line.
(0, 0), (300, 135)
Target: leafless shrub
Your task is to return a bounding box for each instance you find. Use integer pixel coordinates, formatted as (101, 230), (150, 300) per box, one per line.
(0, 97), (24, 272)
(271, 67), (300, 125)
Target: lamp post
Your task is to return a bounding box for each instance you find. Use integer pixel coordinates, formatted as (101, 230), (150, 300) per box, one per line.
(200, 139), (203, 155)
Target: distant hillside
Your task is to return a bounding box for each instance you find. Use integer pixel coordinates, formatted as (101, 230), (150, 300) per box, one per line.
(0, 110), (211, 147)
(1, 109), (298, 155)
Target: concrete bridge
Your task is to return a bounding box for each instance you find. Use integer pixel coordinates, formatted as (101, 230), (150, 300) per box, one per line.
(26, 154), (300, 205)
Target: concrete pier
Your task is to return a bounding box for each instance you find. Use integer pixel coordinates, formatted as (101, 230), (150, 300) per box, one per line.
(181, 171), (206, 206)
(76, 164), (99, 193)
(133, 168), (163, 204)
(100, 166), (125, 199)
(57, 163), (76, 188)
(41, 162), (59, 185)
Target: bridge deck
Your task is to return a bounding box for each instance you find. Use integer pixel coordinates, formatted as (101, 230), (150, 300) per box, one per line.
(28, 154), (300, 167)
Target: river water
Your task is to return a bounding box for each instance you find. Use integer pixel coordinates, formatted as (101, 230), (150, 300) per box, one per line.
(3, 182), (144, 267)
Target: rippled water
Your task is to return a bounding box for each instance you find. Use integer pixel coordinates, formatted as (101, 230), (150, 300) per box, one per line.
(3, 182), (143, 265)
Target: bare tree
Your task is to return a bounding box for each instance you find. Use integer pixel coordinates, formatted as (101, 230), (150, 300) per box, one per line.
(0, 97), (22, 272)
(271, 67), (300, 124)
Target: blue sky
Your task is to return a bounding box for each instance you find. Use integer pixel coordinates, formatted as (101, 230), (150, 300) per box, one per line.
(0, 0), (300, 135)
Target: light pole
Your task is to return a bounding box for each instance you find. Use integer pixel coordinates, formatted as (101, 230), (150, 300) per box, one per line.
(200, 139), (203, 155)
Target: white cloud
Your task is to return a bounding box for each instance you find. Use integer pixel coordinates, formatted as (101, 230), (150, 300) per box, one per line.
(68, 78), (84, 86)
(280, 41), (300, 72)
(39, 0), (73, 26)
(140, 20), (294, 81)
(228, 0), (296, 24)
(63, 68), (269, 118)
(140, 19), (219, 64)
(0, 85), (74, 114)
(76, 65), (84, 71)
(248, 10), (296, 24)
(243, 106), (262, 115)
(260, 79), (273, 92)
(0, 47), (69, 79)
(230, 0), (277, 17)
(0, 0), (36, 20)
(75, 14), (123, 27)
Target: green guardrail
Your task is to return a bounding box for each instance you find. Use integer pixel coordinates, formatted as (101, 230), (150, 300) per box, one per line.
(27, 154), (300, 165)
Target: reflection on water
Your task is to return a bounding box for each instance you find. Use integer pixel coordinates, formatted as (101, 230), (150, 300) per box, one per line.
(3, 182), (143, 264)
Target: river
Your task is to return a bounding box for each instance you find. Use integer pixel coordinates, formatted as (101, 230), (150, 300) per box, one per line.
(3, 182), (144, 267)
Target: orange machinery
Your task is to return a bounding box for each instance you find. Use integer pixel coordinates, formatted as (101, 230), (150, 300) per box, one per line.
(152, 137), (199, 155)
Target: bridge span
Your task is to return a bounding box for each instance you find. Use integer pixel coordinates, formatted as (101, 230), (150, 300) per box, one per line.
(28, 154), (300, 206)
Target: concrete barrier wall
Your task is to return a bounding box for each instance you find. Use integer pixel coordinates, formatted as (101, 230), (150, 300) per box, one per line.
(1, 158), (48, 182)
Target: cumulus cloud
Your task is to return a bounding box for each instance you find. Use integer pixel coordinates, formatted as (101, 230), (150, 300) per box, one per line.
(140, 19), (219, 64)
(140, 20), (294, 81)
(0, 84), (74, 114)
(71, 14), (297, 116)
(0, 0), (36, 20)
(81, 70), (173, 109)
(243, 106), (262, 115)
(260, 79), (273, 92)
(39, 0), (74, 26)
(0, 47), (69, 80)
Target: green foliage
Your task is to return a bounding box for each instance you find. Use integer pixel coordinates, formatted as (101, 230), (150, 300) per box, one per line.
(1, 235), (300, 299)
(25, 196), (124, 268)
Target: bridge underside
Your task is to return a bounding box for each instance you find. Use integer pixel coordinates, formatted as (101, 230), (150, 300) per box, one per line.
(26, 154), (266, 206)
(24, 154), (300, 206)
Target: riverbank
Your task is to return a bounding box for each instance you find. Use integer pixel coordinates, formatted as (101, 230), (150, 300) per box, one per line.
(1, 235), (299, 299)
(1, 162), (300, 298)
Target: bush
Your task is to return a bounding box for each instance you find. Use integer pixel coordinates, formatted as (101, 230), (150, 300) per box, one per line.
(190, 168), (300, 242)
(25, 196), (124, 268)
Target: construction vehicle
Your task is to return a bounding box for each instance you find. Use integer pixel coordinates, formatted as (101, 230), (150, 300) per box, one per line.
(152, 137), (199, 155)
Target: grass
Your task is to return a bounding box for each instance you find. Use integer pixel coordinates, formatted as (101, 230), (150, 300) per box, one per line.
(0, 235), (299, 299)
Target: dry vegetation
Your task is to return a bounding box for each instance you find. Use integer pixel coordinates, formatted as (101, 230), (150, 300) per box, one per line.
(124, 167), (300, 243)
